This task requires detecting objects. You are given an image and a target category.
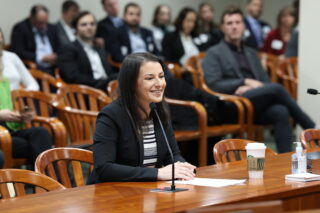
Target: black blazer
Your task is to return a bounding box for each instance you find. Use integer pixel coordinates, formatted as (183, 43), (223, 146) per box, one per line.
(108, 24), (159, 62)
(88, 99), (185, 183)
(244, 17), (271, 49)
(55, 21), (73, 46)
(10, 18), (60, 62)
(57, 40), (114, 87)
(162, 31), (201, 64)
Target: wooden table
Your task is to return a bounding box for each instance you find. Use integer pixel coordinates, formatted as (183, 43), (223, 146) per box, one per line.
(1, 152), (320, 213)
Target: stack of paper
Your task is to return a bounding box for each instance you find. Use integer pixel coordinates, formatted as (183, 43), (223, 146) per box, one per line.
(172, 178), (246, 188)
(285, 173), (320, 182)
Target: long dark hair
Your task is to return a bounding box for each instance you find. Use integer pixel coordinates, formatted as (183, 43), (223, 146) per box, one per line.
(174, 7), (198, 37)
(118, 52), (170, 136)
(152, 4), (170, 27)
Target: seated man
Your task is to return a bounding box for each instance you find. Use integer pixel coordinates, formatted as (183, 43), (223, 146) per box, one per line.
(107, 2), (159, 62)
(56, 0), (80, 46)
(202, 6), (314, 153)
(10, 4), (59, 75)
(58, 11), (116, 89)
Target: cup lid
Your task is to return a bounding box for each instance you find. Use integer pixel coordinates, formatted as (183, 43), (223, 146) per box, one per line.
(245, 143), (266, 149)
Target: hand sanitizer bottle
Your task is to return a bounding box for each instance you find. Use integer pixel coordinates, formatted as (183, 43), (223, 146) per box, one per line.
(292, 142), (306, 174)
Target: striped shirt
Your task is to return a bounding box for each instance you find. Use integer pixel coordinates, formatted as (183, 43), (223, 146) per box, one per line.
(141, 119), (157, 167)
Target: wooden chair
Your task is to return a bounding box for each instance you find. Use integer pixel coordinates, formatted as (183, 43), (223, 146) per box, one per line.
(35, 147), (93, 188)
(213, 139), (277, 164)
(107, 80), (119, 100)
(11, 89), (67, 148)
(276, 57), (298, 100)
(29, 69), (65, 94)
(186, 53), (263, 140)
(0, 169), (65, 199)
(106, 80), (209, 166)
(258, 52), (282, 83)
(300, 128), (320, 149)
(176, 56), (251, 140)
(56, 84), (111, 111)
(185, 200), (283, 213)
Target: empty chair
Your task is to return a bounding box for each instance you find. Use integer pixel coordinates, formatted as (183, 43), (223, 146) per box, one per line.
(35, 147), (93, 188)
(300, 128), (320, 149)
(0, 169), (65, 199)
(213, 139), (277, 164)
(56, 84), (111, 111)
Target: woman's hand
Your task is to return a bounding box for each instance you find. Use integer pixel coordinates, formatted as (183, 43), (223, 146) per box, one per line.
(0, 110), (22, 122)
(20, 111), (35, 123)
(157, 162), (196, 181)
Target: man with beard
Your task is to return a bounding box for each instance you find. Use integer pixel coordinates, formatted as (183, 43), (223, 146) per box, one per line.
(107, 2), (159, 62)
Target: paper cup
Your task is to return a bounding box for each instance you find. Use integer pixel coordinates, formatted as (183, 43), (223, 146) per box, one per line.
(246, 143), (266, 179)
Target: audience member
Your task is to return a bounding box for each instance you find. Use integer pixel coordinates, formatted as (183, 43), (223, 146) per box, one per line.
(285, 0), (299, 57)
(108, 3), (159, 62)
(150, 5), (174, 55)
(202, 7), (314, 153)
(262, 6), (295, 56)
(10, 4), (60, 75)
(96, 0), (123, 61)
(56, 0), (80, 46)
(0, 30), (52, 168)
(0, 28), (39, 91)
(198, 2), (223, 51)
(58, 11), (116, 90)
(88, 52), (195, 183)
(244, 0), (271, 49)
(162, 7), (199, 65)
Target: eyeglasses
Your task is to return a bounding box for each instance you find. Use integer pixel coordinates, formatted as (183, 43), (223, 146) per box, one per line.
(79, 22), (96, 27)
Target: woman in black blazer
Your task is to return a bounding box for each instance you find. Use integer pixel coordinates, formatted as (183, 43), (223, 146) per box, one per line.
(162, 7), (201, 65)
(88, 52), (195, 183)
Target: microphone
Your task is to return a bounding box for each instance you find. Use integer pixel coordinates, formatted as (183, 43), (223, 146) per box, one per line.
(307, 88), (320, 95)
(149, 103), (188, 193)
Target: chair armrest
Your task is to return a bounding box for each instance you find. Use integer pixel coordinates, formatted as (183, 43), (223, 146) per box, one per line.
(165, 98), (208, 166)
(201, 83), (254, 139)
(30, 116), (67, 147)
(0, 126), (13, 168)
(22, 59), (37, 69)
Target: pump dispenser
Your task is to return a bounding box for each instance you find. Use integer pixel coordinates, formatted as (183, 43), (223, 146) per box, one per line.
(291, 142), (307, 174)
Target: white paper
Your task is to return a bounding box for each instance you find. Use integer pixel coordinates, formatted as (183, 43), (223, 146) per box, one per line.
(170, 178), (246, 188)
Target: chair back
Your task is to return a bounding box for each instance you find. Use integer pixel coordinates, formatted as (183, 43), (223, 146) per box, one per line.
(56, 84), (111, 111)
(29, 69), (65, 94)
(213, 139), (277, 164)
(107, 80), (119, 100)
(11, 89), (56, 118)
(300, 129), (320, 149)
(35, 148), (93, 188)
(0, 169), (65, 199)
(277, 57), (298, 100)
(185, 52), (206, 88)
(258, 52), (281, 83)
(54, 102), (98, 147)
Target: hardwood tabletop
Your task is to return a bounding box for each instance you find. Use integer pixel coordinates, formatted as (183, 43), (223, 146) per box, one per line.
(1, 152), (320, 213)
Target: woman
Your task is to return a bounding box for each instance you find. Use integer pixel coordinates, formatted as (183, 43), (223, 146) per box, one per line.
(262, 6), (295, 56)
(162, 7), (200, 66)
(0, 28), (39, 91)
(150, 5), (175, 54)
(197, 2), (222, 51)
(88, 53), (195, 183)
(0, 28), (51, 168)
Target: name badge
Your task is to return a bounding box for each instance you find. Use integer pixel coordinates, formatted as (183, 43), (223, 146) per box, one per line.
(121, 46), (128, 56)
(148, 43), (154, 52)
(271, 40), (283, 50)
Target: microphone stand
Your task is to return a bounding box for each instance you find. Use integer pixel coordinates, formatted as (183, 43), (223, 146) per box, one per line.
(150, 103), (188, 193)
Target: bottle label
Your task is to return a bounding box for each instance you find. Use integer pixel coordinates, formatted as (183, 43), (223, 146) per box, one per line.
(247, 156), (265, 171)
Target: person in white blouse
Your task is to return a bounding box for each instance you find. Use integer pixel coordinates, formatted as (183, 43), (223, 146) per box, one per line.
(0, 28), (39, 91)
